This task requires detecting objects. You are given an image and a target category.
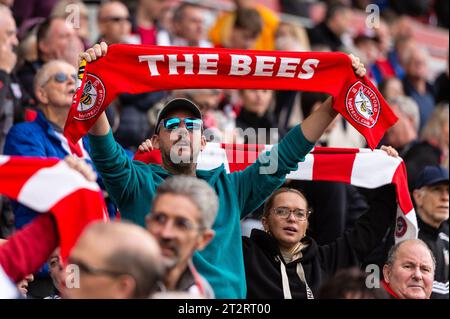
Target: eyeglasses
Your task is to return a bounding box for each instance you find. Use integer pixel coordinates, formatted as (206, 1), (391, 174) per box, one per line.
(101, 16), (131, 23)
(67, 256), (126, 278)
(160, 117), (203, 132)
(148, 212), (205, 234)
(272, 207), (311, 221)
(44, 72), (77, 86)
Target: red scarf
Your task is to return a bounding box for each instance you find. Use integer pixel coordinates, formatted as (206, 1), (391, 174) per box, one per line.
(0, 156), (108, 261)
(64, 44), (397, 149)
(382, 280), (400, 299)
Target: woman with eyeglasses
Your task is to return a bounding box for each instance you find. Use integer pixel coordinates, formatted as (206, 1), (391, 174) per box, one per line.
(242, 146), (399, 299)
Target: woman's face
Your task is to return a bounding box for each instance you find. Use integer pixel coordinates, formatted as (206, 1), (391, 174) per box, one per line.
(263, 192), (309, 249)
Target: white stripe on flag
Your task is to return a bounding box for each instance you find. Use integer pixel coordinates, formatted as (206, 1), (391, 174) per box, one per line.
(286, 154), (314, 181)
(17, 161), (100, 212)
(396, 208), (419, 242)
(0, 156), (9, 166)
(0, 266), (18, 299)
(351, 150), (402, 188)
(197, 144), (229, 172)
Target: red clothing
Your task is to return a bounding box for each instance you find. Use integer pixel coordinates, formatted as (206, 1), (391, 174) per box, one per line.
(381, 280), (400, 299)
(375, 59), (396, 80)
(0, 214), (58, 283)
(137, 26), (157, 45)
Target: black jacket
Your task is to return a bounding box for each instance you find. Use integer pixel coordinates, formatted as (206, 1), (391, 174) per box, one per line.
(417, 217), (449, 299)
(243, 185), (396, 299)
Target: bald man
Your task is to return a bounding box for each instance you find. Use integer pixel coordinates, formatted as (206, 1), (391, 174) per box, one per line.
(97, 1), (133, 45)
(382, 239), (435, 299)
(62, 221), (164, 299)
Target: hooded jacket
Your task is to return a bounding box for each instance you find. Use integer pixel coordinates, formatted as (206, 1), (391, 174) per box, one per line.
(417, 216), (449, 298)
(243, 185), (397, 299)
(88, 124), (315, 299)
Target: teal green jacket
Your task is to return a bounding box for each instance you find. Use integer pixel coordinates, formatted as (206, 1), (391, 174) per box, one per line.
(88, 125), (314, 298)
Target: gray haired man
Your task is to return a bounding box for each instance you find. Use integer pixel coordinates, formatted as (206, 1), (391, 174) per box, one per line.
(146, 176), (218, 298)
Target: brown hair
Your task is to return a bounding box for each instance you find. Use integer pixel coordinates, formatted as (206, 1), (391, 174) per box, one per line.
(262, 187), (310, 218)
(234, 8), (263, 38)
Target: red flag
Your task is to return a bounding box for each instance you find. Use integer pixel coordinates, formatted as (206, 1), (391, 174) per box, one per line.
(64, 44), (397, 149)
(134, 144), (417, 243)
(0, 156), (108, 261)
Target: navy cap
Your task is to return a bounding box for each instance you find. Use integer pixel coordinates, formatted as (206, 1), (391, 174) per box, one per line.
(414, 166), (449, 189)
(154, 98), (202, 134)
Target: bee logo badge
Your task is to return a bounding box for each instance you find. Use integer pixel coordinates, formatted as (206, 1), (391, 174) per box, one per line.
(74, 73), (105, 121)
(345, 82), (380, 128)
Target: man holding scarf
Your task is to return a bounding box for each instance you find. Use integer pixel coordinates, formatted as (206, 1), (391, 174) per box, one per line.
(81, 42), (366, 298)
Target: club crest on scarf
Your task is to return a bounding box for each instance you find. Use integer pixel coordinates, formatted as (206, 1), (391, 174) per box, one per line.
(74, 73), (105, 121)
(345, 81), (380, 128)
(395, 215), (408, 238)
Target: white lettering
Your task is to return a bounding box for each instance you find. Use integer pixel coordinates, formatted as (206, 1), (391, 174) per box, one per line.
(168, 54), (194, 75)
(254, 56), (277, 76)
(198, 54), (219, 75)
(277, 57), (301, 78)
(229, 54), (252, 76)
(138, 55), (165, 76)
(298, 59), (319, 79)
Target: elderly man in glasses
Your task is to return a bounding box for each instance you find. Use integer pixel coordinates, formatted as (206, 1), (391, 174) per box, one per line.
(146, 176), (217, 298)
(4, 60), (92, 229)
(3, 60), (117, 297)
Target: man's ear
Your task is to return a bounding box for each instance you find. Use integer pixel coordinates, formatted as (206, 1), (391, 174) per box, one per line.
(116, 275), (137, 299)
(413, 189), (423, 207)
(196, 229), (215, 251)
(151, 135), (160, 150)
(38, 40), (49, 58)
(35, 86), (49, 105)
(382, 265), (391, 284)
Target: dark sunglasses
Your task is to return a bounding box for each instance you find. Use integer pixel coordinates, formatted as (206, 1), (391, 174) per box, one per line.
(160, 117), (203, 132)
(45, 72), (77, 86)
(67, 256), (126, 278)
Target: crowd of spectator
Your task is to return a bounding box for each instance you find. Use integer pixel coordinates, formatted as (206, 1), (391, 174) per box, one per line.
(0, 0), (448, 300)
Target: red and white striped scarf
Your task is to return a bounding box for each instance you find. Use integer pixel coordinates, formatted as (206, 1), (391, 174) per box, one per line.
(0, 156), (108, 261)
(135, 144), (418, 242)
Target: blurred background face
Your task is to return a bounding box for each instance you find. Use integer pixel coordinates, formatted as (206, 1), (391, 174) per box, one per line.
(0, 0), (14, 7)
(330, 9), (352, 36)
(40, 18), (84, 66)
(98, 2), (131, 44)
(375, 21), (392, 54)
(189, 90), (221, 113)
(384, 104), (417, 149)
(263, 192), (309, 249)
(381, 78), (404, 100)
(230, 28), (258, 50)
(384, 242), (434, 299)
(173, 6), (205, 45)
(140, 0), (168, 20)
(147, 194), (203, 270)
(405, 50), (429, 80)
(0, 9), (18, 51)
(240, 90), (273, 116)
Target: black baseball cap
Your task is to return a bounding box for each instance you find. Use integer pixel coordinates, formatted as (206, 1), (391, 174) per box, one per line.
(414, 166), (449, 190)
(154, 98), (202, 134)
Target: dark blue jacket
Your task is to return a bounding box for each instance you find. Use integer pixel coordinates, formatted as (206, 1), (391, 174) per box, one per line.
(3, 111), (115, 228)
